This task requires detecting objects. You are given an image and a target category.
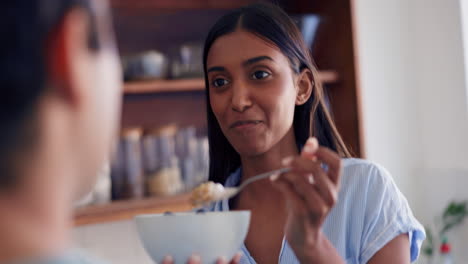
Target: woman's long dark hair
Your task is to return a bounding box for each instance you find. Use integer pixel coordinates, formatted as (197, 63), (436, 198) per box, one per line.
(203, 3), (351, 184)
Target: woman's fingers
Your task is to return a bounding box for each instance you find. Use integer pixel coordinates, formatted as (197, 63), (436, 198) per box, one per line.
(278, 151), (341, 215)
(163, 251), (241, 264)
(301, 137), (319, 160)
(228, 252), (243, 264)
(288, 157), (338, 207)
(313, 148), (342, 185)
(215, 252), (243, 264)
(271, 174), (307, 214)
(162, 256), (174, 264)
(296, 171), (337, 209)
(294, 150), (342, 187)
(216, 256), (228, 264)
(312, 170), (338, 207)
(275, 169), (331, 216)
(273, 168), (330, 219)
(285, 155), (322, 176)
(187, 255), (201, 264)
(299, 137), (342, 185)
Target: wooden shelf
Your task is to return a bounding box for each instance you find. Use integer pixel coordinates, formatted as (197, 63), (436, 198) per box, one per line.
(123, 71), (339, 94)
(124, 78), (205, 94)
(74, 194), (193, 226)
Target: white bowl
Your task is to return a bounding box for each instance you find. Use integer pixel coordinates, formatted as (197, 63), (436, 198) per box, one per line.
(135, 211), (251, 264)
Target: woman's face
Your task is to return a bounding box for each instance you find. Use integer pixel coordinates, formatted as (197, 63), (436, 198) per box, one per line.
(206, 30), (302, 157)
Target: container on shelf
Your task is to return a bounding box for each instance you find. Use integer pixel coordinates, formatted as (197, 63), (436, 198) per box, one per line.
(142, 129), (161, 175)
(145, 125), (183, 197)
(147, 156), (183, 197)
(123, 50), (169, 81)
(171, 43), (204, 79)
(111, 128), (145, 200)
(110, 125), (209, 200)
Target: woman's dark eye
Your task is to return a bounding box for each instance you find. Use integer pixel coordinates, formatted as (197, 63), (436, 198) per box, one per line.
(251, 71), (271, 80)
(212, 78), (229, 87)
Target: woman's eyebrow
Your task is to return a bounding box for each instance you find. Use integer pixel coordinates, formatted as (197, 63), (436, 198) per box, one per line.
(207, 66), (226, 73)
(243, 56), (274, 66)
(207, 56), (274, 73)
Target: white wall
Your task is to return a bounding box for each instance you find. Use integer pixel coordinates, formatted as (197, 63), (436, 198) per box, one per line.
(462, 0), (468, 112)
(353, 0), (423, 205)
(410, 0), (468, 170)
(354, 0), (468, 263)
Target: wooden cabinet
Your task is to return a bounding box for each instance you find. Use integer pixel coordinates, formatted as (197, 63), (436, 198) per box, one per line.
(75, 0), (363, 225)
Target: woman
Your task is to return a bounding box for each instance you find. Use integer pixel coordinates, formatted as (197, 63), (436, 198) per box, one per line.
(203, 3), (425, 263)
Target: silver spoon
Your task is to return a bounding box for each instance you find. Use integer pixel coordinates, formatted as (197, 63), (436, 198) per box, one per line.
(191, 167), (291, 206)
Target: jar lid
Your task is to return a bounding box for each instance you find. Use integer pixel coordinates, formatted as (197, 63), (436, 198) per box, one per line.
(121, 127), (143, 139)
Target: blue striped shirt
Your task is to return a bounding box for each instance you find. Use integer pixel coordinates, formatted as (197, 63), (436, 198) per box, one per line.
(210, 158), (425, 264)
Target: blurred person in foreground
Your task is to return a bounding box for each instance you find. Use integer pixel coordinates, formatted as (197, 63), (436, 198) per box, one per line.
(0, 1), (239, 263)
(0, 0), (121, 263)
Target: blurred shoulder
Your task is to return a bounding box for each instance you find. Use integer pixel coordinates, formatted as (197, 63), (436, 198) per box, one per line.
(13, 250), (109, 264)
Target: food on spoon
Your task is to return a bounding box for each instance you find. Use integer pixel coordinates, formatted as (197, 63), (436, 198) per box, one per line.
(190, 181), (226, 207)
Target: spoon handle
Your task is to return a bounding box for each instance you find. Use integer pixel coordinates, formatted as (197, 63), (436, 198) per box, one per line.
(238, 167), (291, 191)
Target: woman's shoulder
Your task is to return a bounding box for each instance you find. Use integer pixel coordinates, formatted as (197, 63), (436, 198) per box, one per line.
(338, 158), (400, 203)
(341, 158), (387, 173)
(337, 158), (412, 222)
(15, 249), (109, 264)
(341, 158), (394, 187)
(335, 159), (425, 263)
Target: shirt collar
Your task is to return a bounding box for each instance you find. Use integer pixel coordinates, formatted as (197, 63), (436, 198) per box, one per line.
(224, 167), (242, 187)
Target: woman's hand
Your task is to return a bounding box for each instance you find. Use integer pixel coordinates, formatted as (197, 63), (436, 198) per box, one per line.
(270, 137), (344, 263)
(161, 252), (242, 264)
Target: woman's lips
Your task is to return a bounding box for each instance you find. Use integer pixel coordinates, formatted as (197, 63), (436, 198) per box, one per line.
(230, 120), (263, 131)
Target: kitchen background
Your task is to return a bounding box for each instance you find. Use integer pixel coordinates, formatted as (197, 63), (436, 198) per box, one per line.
(72, 0), (468, 263)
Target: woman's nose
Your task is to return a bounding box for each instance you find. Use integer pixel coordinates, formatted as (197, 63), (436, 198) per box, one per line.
(231, 82), (253, 113)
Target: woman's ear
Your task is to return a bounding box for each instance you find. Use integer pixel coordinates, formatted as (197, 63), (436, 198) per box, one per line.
(295, 68), (313, 105)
